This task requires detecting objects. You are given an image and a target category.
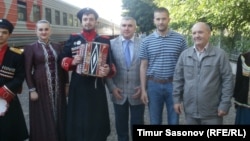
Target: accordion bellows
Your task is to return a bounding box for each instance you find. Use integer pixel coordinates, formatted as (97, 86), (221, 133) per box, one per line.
(76, 42), (109, 77)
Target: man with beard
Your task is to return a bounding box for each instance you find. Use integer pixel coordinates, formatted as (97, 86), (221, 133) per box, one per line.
(60, 8), (116, 141)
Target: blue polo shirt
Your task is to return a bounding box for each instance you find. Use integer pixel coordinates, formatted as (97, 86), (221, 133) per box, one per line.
(139, 30), (187, 79)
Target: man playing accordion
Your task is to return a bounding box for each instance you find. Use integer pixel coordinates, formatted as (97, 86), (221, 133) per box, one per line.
(60, 7), (116, 141)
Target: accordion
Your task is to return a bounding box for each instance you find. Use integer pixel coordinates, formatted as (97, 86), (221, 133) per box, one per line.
(76, 42), (109, 77)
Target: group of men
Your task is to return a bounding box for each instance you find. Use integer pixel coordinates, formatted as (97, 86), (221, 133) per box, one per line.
(107, 7), (234, 141)
(0, 6), (234, 141)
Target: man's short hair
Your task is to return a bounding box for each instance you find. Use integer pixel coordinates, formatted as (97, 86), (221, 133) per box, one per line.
(154, 7), (169, 16)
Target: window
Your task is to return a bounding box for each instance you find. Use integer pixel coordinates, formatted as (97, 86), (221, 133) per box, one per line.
(74, 17), (78, 27)
(68, 14), (73, 26)
(33, 5), (41, 22)
(63, 12), (67, 25)
(17, 1), (27, 21)
(45, 8), (51, 23)
(55, 10), (60, 25)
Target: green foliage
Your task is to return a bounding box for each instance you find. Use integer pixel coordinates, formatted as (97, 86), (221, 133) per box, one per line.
(152, 0), (250, 52)
(121, 0), (250, 53)
(122, 0), (157, 33)
(235, 38), (250, 53)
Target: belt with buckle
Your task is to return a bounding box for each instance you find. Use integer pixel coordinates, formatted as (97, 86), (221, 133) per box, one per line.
(147, 76), (173, 84)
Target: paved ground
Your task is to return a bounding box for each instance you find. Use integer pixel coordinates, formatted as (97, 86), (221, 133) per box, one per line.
(18, 62), (237, 141)
(18, 83), (236, 141)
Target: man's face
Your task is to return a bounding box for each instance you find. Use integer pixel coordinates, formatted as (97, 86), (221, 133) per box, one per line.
(192, 23), (211, 48)
(153, 12), (170, 32)
(81, 14), (97, 31)
(0, 28), (10, 46)
(120, 19), (136, 39)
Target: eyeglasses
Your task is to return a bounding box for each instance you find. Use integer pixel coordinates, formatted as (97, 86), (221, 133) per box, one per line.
(38, 28), (49, 31)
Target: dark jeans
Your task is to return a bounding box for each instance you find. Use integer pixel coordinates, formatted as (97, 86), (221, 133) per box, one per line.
(113, 100), (144, 141)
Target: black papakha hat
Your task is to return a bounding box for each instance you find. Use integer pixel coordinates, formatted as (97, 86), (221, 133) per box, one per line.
(77, 7), (99, 22)
(0, 19), (14, 34)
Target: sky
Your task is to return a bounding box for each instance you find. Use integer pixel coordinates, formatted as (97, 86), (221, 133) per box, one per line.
(61, 0), (123, 25)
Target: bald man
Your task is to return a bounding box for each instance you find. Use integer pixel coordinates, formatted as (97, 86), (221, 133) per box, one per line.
(173, 22), (234, 125)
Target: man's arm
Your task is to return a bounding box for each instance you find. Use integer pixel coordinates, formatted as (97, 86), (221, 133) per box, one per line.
(173, 53), (185, 113)
(140, 59), (148, 104)
(218, 51), (234, 115)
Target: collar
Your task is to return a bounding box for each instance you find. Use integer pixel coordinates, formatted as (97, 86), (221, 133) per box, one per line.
(0, 43), (8, 51)
(0, 44), (8, 64)
(0, 44), (8, 52)
(121, 35), (135, 42)
(38, 40), (50, 45)
(193, 43), (209, 53)
(82, 29), (97, 42)
(153, 29), (172, 37)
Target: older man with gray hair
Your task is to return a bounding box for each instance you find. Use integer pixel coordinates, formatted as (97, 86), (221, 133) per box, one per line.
(173, 22), (234, 125)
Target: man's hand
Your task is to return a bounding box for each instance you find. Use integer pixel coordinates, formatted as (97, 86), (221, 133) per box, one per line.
(174, 103), (182, 114)
(72, 55), (83, 65)
(218, 110), (227, 117)
(112, 87), (123, 100)
(132, 86), (141, 99)
(99, 64), (110, 77)
(140, 91), (148, 105)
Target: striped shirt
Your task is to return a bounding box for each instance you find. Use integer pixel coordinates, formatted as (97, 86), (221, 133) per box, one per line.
(139, 30), (187, 79)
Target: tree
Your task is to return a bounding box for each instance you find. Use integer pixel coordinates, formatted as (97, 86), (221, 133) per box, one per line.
(122, 0), (157, 34)
(121, 0), (250, 52)
(153, 0), (250, 52)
